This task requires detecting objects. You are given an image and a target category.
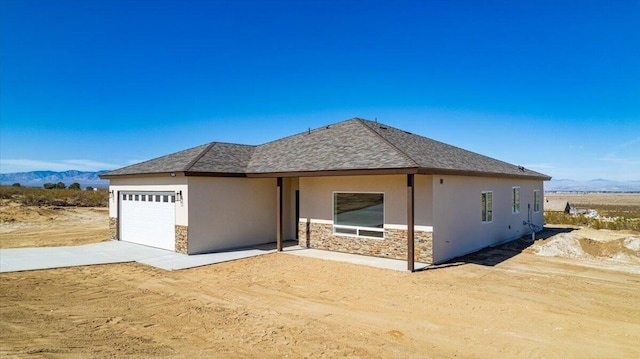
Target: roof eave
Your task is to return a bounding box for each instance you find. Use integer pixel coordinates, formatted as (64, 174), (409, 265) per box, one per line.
(247, 167), (420, 178)
(100, 171), (185, 179)
(417, 167), (551, 180)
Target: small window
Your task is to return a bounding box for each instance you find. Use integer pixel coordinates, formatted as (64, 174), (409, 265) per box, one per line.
(128, 194), (133, 200)
(155, 195), (160, 202)
(163, 195), (169, 203)
(512, 187), (520, 214)
(333, 192), (384, 238)
(122, 194), (127, 201)
(134, 194), (139, 201)
(482, 191), (493, 222)
(170, 195), (175, 203)
(534, 190), (541, 212)
(141, 195), (146, 201)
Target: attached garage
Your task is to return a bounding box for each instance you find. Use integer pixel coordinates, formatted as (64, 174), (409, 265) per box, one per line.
(119, 192), (176, 251)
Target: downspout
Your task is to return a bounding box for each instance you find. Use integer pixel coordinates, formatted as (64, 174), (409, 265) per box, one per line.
(277, 177), (283, 251)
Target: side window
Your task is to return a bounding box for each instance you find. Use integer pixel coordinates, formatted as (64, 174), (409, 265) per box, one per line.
(482, 191), (493, 222)
(534, 190), (540, 212)
(512, 187), (520, 214)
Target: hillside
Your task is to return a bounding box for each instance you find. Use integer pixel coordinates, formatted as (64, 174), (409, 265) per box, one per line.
(0, 170), (109, 188)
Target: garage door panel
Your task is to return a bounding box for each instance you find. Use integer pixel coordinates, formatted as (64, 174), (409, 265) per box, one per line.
(120, 192), (176, 251)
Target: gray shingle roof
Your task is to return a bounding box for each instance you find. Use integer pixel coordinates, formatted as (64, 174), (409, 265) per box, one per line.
(102, 142), (255, 176)
(102, 118), (550, 180)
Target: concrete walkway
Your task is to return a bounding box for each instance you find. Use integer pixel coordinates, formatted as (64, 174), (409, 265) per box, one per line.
(1, 240), (427, 273)
(282, 246), (429, 272)
(0, 241), (282, 273)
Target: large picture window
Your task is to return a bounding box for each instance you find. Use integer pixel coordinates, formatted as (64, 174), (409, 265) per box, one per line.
(482, 191), (493, 222)
(512, 186), (520, 214)
(333, 192), (384, 238)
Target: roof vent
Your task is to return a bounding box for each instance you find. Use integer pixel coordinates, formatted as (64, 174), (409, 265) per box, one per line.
(379, 126), (388, 130)
(518, 166), (525, 171)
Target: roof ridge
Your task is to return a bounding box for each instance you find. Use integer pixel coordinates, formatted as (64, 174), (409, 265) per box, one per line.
(356, 119), (420, 167)
(184, 142), (217, 172)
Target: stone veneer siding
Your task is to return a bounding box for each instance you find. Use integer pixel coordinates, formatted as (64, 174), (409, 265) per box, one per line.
(175, 225), (188, 254)
(109, 217), (118, 240)
(298, 221), (433, 264)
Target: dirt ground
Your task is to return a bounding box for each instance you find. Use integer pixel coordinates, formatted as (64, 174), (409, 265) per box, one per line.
(1, 204), (640, 358)
(0, 201), (108, 248)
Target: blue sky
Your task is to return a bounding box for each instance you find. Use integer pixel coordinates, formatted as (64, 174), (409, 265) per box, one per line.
(1, 0), (638, 181)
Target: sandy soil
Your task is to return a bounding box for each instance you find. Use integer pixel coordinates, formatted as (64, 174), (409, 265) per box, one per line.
(1, 205), (639, 358)
(0, 202), (108, 248)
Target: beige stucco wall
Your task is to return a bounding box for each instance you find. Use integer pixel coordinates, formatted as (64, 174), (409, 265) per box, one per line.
(298, 174), (433, 228)
(108, 174), (189, 226)
(431, 175), (544, 263)
(186, 176), (276, 254)
(281, 177), (299, 241)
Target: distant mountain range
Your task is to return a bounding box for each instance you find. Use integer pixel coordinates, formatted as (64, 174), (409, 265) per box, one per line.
(545, 179), (640, 192)
(1, 171), (639, 192)
(0, 170), (109, 188)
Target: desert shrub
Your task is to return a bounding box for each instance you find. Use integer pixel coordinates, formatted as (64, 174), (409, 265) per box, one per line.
(86, 186), (94, 191)
(545, 211), (640, 231)
(43, 183), (55, 189)
(0, 185), (108, 207)
(55, 182), (66, 189)
(12, 183), (20, 187)
(69, 182), (81, 190)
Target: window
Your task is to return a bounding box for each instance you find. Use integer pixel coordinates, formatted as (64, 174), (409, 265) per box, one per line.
(482, 191), (493, 222)
(333, 192), (384, 238)
(512, 186), (520, 214)
(534, 190), (540, 212)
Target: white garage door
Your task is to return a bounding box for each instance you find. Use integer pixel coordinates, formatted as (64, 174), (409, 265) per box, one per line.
(120, 192), (176, 251)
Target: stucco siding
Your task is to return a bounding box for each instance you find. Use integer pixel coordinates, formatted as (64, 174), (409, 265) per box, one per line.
(431, 175), (544, 264)
(186, 177), (276, 254)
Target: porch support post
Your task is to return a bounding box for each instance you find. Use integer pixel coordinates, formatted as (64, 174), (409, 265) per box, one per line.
(407, 174), (415, 272)
(277, 177), (283, 252)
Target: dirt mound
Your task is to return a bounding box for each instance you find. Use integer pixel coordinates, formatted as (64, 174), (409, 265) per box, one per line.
(0, 202), (60, 223)
(531, 229), (640, 271)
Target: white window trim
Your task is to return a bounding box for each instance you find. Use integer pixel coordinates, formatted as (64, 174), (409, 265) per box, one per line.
(533, 190), (541, 213)
(332, 191), (385, 240)
(512, 186), (521, 214)
(482, 191), (493, 223)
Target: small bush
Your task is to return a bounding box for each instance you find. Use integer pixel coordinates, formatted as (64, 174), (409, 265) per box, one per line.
(43, 183), (55, 189)
(545, 211), (640, 232)
(12, 183), (20, 187)
(0, 186), (108, 207)
(69, 182), (81, 190)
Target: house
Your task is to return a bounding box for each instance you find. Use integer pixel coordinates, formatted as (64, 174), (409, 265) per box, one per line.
(101, 118), (550, 270)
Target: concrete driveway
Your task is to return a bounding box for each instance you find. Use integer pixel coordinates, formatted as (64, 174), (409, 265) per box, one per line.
(0, 240), (281, 273)
(1, 240), (428, 273)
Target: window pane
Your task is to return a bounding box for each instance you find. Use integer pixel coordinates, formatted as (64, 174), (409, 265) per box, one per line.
(334, 193), (384, 228)
(335, 227), (357, 235)
(482, 193), (487, 221)
(487, 192), (493, 222)
(360, 230), (383, 238)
